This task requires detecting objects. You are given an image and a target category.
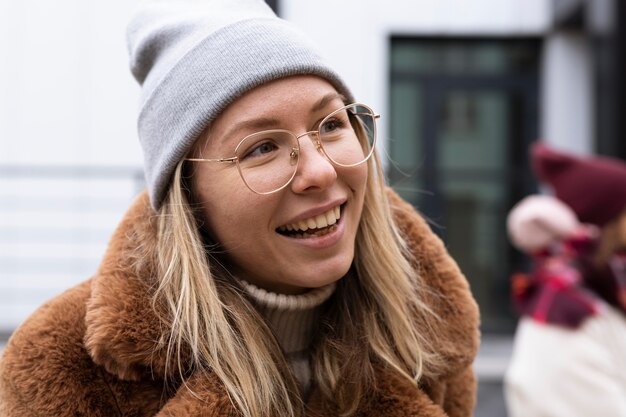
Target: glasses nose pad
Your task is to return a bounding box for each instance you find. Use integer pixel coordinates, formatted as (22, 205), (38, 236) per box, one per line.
(307, 134), (325, 158)
(298, 131), (329, 160)
(289, 148), (299, 165)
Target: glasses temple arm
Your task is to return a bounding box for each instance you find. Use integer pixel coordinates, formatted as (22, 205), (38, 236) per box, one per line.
(185, 157), (238, 163)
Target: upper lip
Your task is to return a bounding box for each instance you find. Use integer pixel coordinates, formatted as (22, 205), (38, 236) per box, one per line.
(278, 198), (346, 228)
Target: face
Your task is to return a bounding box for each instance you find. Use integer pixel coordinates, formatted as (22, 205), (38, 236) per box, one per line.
(189, 76), (368, 294)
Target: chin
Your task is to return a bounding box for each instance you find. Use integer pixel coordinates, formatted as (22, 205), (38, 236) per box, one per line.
(297, 259), (352, 290)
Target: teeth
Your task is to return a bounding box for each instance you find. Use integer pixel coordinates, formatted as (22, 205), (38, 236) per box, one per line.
(315, 213), (328, 228)
(278, 205), (341, 233)
(325, 210), (335, 225)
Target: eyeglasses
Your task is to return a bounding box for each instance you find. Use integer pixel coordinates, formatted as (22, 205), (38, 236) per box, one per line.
(186, 103), (379, 194)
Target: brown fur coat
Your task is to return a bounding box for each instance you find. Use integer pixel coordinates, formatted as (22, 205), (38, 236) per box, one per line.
(0, 189), (480, 416)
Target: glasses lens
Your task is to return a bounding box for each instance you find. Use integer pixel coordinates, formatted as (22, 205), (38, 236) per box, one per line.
(318, 104), (376, 167)
(235, 130), (299, 194)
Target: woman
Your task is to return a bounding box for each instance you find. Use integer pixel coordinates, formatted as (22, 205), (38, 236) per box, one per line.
(0, 1), (479, 416)
(505, 144), (626, 417)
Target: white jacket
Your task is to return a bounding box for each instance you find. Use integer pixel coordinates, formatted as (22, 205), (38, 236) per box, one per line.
(505, 305), (626, 417)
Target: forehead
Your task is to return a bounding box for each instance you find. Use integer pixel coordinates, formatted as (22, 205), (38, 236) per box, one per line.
(194, 76), (343, 150)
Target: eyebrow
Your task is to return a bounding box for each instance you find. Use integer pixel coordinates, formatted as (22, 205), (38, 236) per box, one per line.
(311, 92), (346, 113)
(219, 92), (347, 145)
(217, 118), (280, 148)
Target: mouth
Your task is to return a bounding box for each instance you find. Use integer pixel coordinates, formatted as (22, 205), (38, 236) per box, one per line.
(276, 204), (344, 239)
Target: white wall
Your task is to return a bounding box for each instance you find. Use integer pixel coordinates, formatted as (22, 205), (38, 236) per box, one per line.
(0, 0), (142, 167)
(541, 33), (594, 155)
(0, 0), (143, 333)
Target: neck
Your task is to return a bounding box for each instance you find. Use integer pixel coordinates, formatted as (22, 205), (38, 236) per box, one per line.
(236, 279), (336, 396)
(237, 279), (336, 353)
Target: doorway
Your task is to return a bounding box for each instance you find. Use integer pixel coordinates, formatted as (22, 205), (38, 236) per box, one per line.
(389, 38), (540, 332)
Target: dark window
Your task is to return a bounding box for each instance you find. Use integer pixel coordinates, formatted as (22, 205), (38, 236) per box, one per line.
(389, 38), (541, 333)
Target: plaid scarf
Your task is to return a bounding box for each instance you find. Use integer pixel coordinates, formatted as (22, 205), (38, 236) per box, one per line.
(512, 230), (626, 328)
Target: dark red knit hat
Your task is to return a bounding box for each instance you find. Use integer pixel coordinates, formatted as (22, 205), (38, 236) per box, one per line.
(531, 142), (626, 226)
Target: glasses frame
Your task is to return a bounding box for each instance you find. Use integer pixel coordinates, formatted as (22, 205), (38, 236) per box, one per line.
(186, 103), (380, 195)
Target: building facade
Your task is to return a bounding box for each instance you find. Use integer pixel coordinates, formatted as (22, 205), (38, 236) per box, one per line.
(281, 0), (624, 332)
(0, 0), (623, 338)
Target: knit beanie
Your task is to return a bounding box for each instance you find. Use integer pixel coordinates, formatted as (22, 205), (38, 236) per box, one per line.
(127, 0), (354, 209)
(531, 142), (626, 226)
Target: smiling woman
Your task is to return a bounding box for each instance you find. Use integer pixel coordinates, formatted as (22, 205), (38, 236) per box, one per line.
(0, 1), (479, 416)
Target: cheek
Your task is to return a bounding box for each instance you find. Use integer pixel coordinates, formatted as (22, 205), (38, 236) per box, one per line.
(202, 201), (239, 238)
(191, 169), (244, 237)
(341, 163), (369, 194)
(193, 180), (272, 253)
(352, 165), (369, 224)
(201, 193), (251, 242)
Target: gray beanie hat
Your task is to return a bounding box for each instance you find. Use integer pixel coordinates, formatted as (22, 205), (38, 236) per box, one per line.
(127, 0), (354, 209)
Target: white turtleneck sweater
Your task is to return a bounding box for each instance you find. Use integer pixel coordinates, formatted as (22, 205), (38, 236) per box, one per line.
(237, 279), (336, 396)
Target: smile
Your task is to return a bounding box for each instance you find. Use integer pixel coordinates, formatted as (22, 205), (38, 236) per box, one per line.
(277, 205), (342, 238)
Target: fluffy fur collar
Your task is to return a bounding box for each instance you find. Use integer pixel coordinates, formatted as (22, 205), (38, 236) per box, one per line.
(84, 189), (479, 410)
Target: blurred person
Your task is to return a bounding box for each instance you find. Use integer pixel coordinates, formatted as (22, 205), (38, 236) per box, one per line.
(0, 1), (479, 416)
(505, 143), (626, 417)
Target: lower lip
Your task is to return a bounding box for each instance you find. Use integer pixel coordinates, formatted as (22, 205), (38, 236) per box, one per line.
(277, 212), (345, 249)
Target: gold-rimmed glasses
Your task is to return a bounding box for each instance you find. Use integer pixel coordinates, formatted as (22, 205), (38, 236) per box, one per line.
(186, 103), (379, 194)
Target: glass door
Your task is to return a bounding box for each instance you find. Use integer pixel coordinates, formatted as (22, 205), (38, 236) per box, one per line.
(389, 39), (540, 332)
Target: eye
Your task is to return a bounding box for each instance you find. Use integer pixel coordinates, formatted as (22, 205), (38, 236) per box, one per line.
(241, 140), (279, 159)
(319, 117), (346, 135)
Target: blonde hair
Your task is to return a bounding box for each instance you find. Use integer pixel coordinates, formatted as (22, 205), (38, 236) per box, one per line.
(593, 209), (626, 267)
(153, 145), (441, 416)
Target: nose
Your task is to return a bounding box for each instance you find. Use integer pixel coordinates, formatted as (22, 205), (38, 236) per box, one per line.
(290, 132), (337, 193)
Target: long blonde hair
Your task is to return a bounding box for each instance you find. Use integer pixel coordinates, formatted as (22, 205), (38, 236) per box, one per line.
(153, 147), (441, 416)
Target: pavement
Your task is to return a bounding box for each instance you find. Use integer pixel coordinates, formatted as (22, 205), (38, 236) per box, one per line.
(474, 335), (513, 417)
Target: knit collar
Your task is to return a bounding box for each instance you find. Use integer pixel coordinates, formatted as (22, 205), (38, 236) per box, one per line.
(237, 279), (336, 354)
